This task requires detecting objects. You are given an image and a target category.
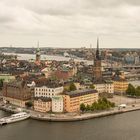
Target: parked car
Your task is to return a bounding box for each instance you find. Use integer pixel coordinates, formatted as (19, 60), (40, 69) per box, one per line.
(118, 104), (126, 108)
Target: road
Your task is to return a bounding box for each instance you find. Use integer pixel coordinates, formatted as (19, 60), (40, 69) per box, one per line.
(109, 95), (140, 105)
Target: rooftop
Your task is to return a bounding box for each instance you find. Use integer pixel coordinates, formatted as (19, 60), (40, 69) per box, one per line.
(34, 97), (51, 102)
(65, 89), (98, 98)
(93, 78), (113, 84)
(52, 96), (63, 100)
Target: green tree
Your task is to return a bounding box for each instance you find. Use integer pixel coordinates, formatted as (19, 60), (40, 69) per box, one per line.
(102, 97), (108, 104)
(0, 79), (4, 90)
(80, 103), (86, 112)
(135, 86), (140, 96)
(89, 84), (95, 89)
(91, 102), (98, 111)
(69, 83), (77, 91)
(25, 101), (33, 108)
(126, 84), (135, 96)
(86, 104), (91, 111)
(110, 102), (115, 108)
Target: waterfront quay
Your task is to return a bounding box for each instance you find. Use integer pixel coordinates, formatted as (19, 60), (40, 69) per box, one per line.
(1, 100), (140, 122)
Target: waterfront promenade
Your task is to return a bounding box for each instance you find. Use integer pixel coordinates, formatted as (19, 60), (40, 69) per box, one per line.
(30, 104), (140, 121)
(1, 101), (140, 122)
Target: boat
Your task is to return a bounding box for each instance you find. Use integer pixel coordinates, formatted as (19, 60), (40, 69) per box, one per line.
(0, 112), (30, 125)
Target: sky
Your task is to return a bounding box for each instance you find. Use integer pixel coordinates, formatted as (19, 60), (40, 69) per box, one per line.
(0, 0), (140, 48)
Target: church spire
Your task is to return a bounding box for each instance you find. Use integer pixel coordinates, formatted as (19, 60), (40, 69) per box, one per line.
(36, 41), (41, 62)
(96, 38), (100, 60)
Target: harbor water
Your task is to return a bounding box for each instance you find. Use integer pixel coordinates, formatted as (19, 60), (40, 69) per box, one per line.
(1, 110), (140, 140)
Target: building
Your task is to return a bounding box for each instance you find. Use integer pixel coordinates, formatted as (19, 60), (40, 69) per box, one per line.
(94, 80), (114, 94)
(63, 89), (98, 112)
(93, 38), (114, 94)
(34, 86), (64, 98)
(55, 65), (77, 80)
(113, 72), (128, 94)
(52, 96), (63, 113)
(41, 67), (53, 78)
(0, 74), (15, 83)
(124, 52), (139, 65)
(113, 80), (128, 94)
(3, 80), (32, 107)
(113, 71), (128, 94)
(34, 97), (51, 112)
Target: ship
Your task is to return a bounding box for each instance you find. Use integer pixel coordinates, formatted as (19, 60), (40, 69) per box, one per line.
(0, 112), (30, 125)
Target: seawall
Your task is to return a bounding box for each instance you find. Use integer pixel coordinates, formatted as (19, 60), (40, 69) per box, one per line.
(1, 105), (140, 122)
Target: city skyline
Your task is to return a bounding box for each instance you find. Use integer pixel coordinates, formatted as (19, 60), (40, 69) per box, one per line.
(0, 0), (140, 48)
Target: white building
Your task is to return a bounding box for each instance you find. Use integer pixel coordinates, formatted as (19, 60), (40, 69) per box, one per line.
(34, 86), (64, 98)
(94, 82), (114, 94)
(52, 96), (63, 113)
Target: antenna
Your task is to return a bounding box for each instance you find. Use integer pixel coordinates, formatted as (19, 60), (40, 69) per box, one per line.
(37, 41), (39, 48)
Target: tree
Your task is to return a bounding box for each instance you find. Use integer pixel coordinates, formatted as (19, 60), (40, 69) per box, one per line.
(102, 97), (108, 104)
(86, 104), (91, 111)
(69, 83), (77, 91)
(126, 84), (135, 96)
(135, 86), (140, 96)
(89, 84), (95, 89)
(91, 102), (98, 111)
(0, 79), (4, 90)
(110, 102), (115, 108)
(80, 103), (86, 112)
(25, 101), (33, 108)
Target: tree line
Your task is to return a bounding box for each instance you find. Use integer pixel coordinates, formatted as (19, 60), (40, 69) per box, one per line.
(126, 84), (140, 97)
(80, 97), (115, 112)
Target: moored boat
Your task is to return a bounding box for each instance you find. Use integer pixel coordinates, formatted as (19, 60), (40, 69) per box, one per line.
(0, 112), (30, 125)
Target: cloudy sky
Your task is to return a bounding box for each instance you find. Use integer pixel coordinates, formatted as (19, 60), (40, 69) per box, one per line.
(0, 0), (140, 48)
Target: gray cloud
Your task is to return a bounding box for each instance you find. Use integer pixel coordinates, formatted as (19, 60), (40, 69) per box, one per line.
(0, 0), (140, 48)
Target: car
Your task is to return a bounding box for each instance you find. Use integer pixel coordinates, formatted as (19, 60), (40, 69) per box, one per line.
(118, 104), (126, 108)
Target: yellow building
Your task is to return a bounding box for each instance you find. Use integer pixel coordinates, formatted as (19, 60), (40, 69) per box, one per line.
(114, 80), (128, 94)
(34, 97), (51, 113)
(63, 89), (98, 112)
(113, 70), (128, 94)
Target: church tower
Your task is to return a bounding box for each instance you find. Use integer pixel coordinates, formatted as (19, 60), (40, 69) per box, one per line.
(93, 38), (102, 81)
(36, 41), (41, 62)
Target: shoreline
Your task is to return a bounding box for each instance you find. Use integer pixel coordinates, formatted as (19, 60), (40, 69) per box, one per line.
(1, 104), (140, 122)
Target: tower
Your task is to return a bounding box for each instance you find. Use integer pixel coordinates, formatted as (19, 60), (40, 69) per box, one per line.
(93, 38), (102, 81)
(36, 41), (41, 62)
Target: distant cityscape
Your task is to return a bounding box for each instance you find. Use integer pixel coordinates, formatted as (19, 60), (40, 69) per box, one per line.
(0, 39), (140, 121)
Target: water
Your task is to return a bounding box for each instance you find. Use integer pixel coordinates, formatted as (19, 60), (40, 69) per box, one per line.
(1, 110), (140, 140)
(4, 52), (93, 64)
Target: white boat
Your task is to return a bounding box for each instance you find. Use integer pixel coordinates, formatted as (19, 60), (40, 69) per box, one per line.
(0, 112), (30, 125)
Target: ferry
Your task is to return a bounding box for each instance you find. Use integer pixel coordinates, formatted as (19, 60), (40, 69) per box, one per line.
(0, 112), (30, 125)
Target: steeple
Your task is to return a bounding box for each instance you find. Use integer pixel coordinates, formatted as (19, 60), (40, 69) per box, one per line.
(36, 41), (41, 62)
(96, 38), (100, 60)
(93, 37), (102, 81)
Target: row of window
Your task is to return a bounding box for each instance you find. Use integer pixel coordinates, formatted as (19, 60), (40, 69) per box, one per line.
(35, 93), (56, 96)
